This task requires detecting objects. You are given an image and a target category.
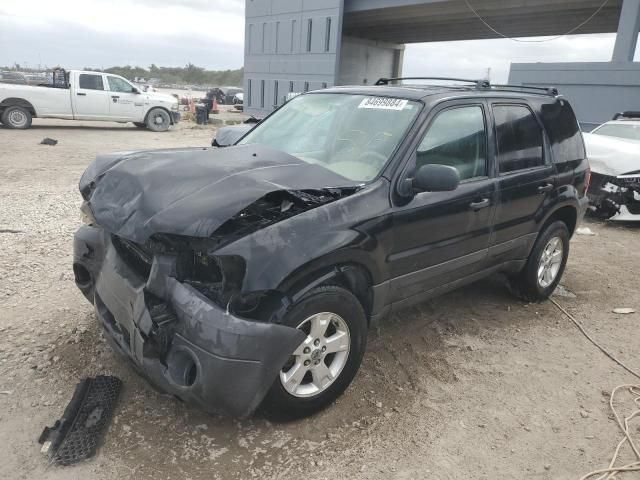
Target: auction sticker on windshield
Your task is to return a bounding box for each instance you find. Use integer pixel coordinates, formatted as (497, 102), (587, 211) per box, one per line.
(358, 97), (409, 110)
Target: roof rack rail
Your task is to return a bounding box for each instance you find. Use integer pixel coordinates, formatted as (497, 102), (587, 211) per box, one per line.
(488, 84), (559, 96)
(375, 77), (490, 89)
(612, 111), (640, 120)
(374, 77), (559, 96)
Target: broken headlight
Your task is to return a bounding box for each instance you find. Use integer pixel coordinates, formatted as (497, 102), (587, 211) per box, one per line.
(148, 235), (245, 307)
(80, 201), (96, 226)
(179, 253), (246, 307)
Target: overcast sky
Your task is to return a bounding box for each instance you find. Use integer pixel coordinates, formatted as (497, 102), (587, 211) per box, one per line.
(1, 0), (637, 81)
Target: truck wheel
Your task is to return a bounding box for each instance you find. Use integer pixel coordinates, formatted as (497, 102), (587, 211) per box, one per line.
(1, 106), (32, 129)
(261, 285), (367, 420)
(133, 122), (147, 128)
(509, 221), (570, 302)
(145, 108), (171, 132)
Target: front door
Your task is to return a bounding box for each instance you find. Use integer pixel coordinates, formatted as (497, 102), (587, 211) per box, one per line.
(106, 76), (145, 121)
(489, 102), (557, 262)
(73, 73), (110, 119)
(388, 103), (497, 304)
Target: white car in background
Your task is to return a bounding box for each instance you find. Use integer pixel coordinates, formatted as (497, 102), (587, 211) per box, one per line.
(583, 112), (640, 221)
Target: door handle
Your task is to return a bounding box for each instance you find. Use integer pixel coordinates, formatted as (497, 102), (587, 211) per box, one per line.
(76, 92), (86, 96)
(537, 183), (554, 194)
(469, 198), (490, 211)
(111, 95), (119, 99)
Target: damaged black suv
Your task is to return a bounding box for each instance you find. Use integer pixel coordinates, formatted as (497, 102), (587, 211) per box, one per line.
(73, 78), (589, 419)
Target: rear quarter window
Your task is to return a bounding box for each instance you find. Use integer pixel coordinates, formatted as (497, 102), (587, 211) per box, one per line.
(539, 99), (585, 162)
(79, 74), (104, 91)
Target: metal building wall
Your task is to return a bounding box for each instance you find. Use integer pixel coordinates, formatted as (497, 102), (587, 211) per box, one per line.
(509, 0), (639, 131)
(244, 0), (344, 117)
(509, 62), (640, 131)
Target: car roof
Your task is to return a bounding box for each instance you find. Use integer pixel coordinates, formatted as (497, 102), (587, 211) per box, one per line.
(600, 119), (640, 126)
(315, 84), (558, 103)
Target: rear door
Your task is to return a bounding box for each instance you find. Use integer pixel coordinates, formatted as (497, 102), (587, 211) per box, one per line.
(489, 102), (556, 262)
(106, 75), (145, 121)
(388, 101), (497, 303)
(72, 73), (110, 119)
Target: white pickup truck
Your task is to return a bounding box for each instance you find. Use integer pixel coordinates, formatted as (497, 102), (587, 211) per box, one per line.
(0, 70), (179, 131)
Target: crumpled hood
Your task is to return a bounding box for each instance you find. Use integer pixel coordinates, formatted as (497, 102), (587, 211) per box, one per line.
(583, 132), (640, 176)
(80, 144), (356, 243)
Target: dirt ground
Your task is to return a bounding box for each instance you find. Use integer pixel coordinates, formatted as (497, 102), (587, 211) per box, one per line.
(1, 116), (639, 480)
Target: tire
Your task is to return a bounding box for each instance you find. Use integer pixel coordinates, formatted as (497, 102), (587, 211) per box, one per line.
(133, 122), (147, 128)
(261, 285), (367, 420)
(1, 106), (32, 129)
(509, 220), (570, 302)
(145, 108), (171, 132)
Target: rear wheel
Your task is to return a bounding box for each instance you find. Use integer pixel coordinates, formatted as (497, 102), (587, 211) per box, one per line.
(133, 122), (147, 128)
(145, 108), (171, 132)
(1, 106), (32, 129)
(261, 285), (367, 420)
(509, 220), (570, 302)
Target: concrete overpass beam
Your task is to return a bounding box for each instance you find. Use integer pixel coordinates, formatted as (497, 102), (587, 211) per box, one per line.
(612, 0), (640, 62)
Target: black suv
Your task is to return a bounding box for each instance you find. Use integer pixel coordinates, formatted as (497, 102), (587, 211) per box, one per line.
(73, 78), (589, 419)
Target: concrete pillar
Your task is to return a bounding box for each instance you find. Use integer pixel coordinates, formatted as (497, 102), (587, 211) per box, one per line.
(612, 0), (640, 62)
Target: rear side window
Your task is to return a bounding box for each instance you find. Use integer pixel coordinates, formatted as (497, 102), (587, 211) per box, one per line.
(79, 74), (104, 91)
(416, 106), (487, 180)
(493, 105), (543, 173)
(539, 99), (585, 161)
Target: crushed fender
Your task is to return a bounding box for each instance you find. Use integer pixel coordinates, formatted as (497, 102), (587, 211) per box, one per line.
(211, 187), (358, 247)
(38, 376), (122, 466)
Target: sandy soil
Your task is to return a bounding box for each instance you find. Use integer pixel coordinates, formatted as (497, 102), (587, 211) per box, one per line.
(1, 117), (639, 480)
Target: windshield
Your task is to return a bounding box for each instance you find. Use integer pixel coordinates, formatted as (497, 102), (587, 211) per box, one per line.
(238, 93), (421, 182)
(592, 123), (640, 141)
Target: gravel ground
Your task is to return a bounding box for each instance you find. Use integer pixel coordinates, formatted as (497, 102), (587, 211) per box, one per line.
(1, 117), (639, 480)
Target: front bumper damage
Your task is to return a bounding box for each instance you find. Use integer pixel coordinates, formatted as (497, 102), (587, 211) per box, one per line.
(588, 172), (640, 221)
(73, 226), (305, 417)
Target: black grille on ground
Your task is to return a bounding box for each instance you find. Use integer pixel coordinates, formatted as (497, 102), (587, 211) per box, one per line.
(38, 376), (122, 466)
(111, 235), (153, 278)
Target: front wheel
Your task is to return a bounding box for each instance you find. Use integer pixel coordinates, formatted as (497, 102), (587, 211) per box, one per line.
(1, 106), (32, 129)
(133, 122), (147, 129)
(261, 285), (367, 420)
(145, 108), (171, 132)
(509, 220), (570, 302)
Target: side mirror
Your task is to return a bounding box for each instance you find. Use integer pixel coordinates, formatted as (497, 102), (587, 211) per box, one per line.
(409, 164), (460, 193)
(132, 87), (140, 94)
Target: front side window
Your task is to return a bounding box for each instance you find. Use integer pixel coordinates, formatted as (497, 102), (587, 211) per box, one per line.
(416, 106), (487, 181)
(107, 76), (136, 93)
(239, 93), (421, 182)
(78, 74), (104, 91)
(494, 105), (544, 173)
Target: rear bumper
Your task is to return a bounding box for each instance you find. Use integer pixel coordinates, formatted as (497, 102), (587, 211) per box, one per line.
(73, 226), (304, 417)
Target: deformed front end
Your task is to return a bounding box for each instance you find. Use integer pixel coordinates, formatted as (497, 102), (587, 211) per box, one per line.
(71, 144), (362, 417)
(583, 132), (640, 221)
(73, 226), (305, 417)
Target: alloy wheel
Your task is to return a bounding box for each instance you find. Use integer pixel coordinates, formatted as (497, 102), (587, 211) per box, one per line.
(537, 236), (563, 288)
(280, 312), (351, 398)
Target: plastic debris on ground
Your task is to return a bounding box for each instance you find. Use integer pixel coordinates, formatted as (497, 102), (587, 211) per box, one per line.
(612, 308), (636, 314)
(38, 375), (122, 466)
